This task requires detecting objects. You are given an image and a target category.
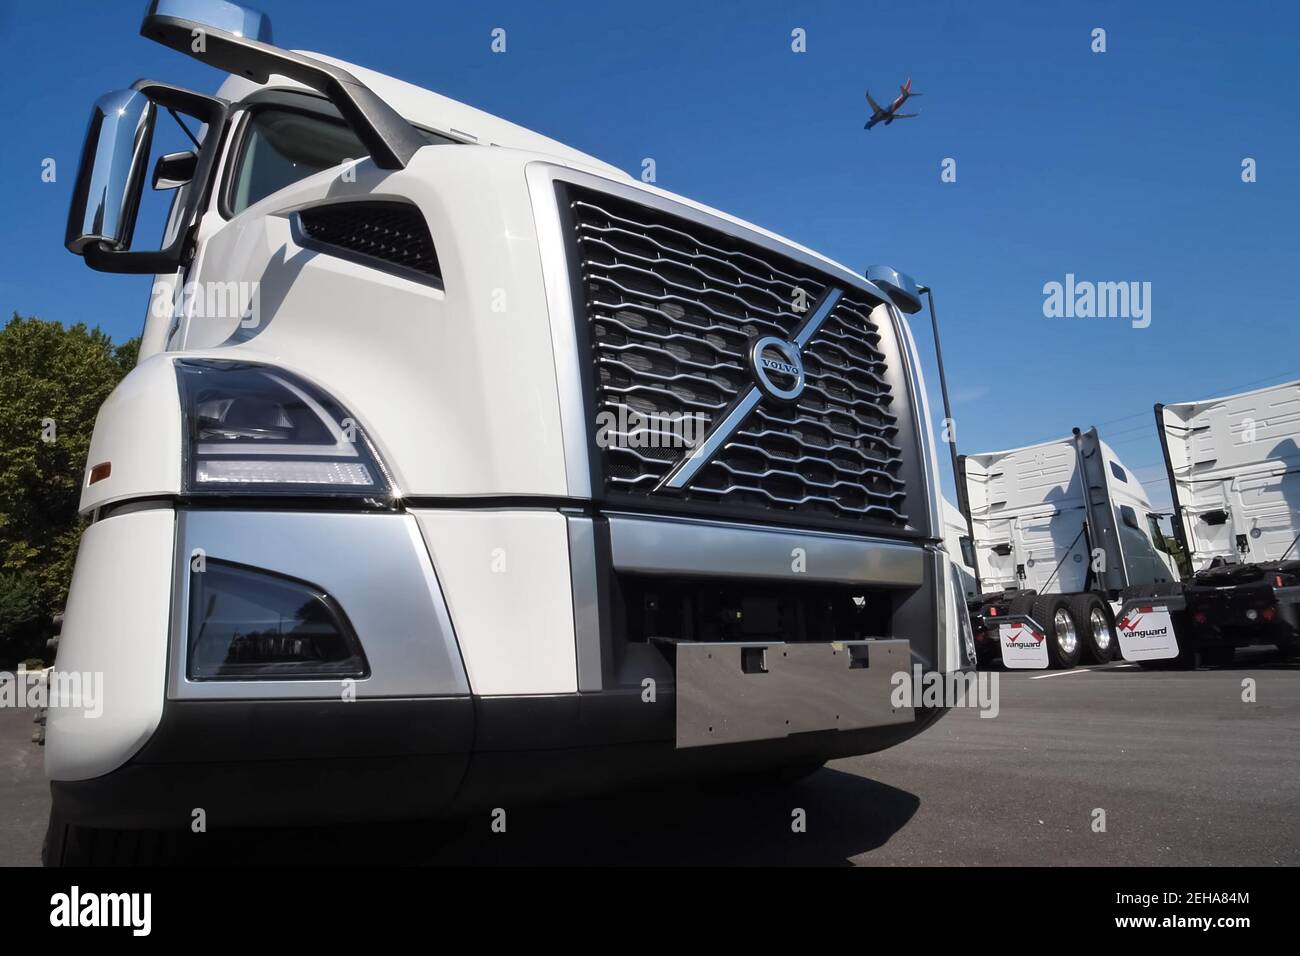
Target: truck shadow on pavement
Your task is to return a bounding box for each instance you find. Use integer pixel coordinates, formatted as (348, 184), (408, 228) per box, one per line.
(169, 767), (920, 866)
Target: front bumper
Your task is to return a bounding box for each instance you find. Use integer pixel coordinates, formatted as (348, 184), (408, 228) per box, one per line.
(50, 692), (944, 829)
(48, 504), (958, 828)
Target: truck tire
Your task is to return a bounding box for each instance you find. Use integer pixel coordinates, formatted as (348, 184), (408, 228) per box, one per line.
(42, 811), (174, 867)
(1008, 592), (1037, 617)
(1070, 593), (1116, 664)
(1030, 594), (1082, 669)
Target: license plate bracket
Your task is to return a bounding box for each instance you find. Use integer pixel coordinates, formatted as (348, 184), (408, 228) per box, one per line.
(673, 639), (913, 748)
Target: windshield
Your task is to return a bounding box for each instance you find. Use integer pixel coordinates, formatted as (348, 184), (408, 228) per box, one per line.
(229, 107), (454, 214)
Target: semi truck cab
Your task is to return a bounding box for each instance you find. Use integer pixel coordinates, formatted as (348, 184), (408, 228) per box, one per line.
(1139, 379), (1300, 664)
(960, 427), (1179, 668)
(44, 0), (970, 862)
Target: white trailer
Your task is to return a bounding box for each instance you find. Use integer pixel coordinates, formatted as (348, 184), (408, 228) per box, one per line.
(960, 428), (1179, 668)
(1120, 379), (1300, 665)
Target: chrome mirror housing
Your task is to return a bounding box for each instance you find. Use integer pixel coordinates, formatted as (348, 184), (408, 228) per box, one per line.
(65, 89), (156, 255)
(64, 81), (228, 274)
(143, 0), (273, 42)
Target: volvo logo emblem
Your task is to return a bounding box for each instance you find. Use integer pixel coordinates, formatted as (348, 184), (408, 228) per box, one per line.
(749, 335), (805, 402)
(655, 285), (843, 492)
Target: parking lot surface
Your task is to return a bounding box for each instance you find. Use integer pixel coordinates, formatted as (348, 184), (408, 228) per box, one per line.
(4, 650), (1297, 866)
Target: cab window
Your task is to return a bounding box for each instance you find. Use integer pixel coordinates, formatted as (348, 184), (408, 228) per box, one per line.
(959, 536), (977, 569)
(1146, 514), (1170, 553)
(1119, 504), (1140, 530)
(228, 107), (455, 215)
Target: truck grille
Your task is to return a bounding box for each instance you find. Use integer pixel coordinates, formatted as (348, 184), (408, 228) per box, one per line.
(566, 186), (908, 527)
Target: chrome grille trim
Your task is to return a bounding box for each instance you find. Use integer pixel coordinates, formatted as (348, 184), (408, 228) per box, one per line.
(565, 183), (911, 528)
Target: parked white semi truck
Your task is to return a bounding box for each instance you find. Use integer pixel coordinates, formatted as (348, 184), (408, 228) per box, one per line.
(959, 428), (1179, 668)
(1119, 379), (1300, 665)
(44, 0), (973, 863)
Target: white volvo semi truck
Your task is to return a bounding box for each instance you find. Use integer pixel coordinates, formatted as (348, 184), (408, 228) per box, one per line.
(44, 1), (972, 863)
(958, 428), (1179, 668)
(1117, 378), (1300, 665)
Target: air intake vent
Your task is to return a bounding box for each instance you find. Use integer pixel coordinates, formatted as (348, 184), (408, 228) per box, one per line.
(296, 201), (440, 284)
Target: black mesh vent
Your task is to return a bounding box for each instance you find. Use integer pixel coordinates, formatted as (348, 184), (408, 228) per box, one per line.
(567, 186), (909, 528)
(297, 201), (440, 281)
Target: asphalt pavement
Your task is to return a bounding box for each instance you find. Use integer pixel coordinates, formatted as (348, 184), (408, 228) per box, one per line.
(3, 648), (1297, 865)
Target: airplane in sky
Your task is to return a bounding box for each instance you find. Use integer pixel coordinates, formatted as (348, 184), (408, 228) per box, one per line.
(864, 78), (922, 129)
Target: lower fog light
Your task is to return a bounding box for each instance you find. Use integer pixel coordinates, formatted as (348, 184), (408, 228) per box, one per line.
(188, 560), (369, 680)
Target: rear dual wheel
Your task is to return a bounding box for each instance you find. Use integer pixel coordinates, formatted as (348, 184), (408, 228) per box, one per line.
(1004, 592), (1081, 669)
(1029, 594), (1083, 669)
(1070, 593), (1117, 664)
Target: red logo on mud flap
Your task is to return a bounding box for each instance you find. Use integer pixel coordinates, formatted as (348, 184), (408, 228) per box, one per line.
(1118, 607), (1153, 632)
(1007, 623), (1044, 645)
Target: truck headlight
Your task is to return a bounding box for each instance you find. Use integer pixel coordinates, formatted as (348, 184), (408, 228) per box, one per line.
(175, 359), (392, 498)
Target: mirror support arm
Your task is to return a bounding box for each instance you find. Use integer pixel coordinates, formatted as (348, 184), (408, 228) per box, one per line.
(141, 9), (424, 171)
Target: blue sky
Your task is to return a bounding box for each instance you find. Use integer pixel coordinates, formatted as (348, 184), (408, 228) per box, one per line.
(2, 0), (1298, 509)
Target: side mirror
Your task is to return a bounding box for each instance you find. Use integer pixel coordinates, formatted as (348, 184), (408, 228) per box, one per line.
(153, 149), (197, 190)
(65, 89), (156, 255)
(65, 81), (227, 274)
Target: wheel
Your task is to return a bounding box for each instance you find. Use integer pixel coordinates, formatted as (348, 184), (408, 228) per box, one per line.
(1007, 591), (1037, 617)
(43, 811), (174, 867)
(1070, 593), (1116, 664)
(1030, 594), (1083, 669)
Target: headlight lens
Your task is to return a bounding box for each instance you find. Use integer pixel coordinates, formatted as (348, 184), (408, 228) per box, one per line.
(175, 359), (392, 497)
(188, 560), (368, 680)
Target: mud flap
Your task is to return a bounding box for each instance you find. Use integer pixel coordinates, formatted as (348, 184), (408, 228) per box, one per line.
(674, 639), (913, 748)
(996, 613), (1049, 669)
(1115, 596), (1183, 661)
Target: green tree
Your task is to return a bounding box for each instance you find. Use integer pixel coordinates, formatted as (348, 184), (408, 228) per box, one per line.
(0, 313), (138, 664)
